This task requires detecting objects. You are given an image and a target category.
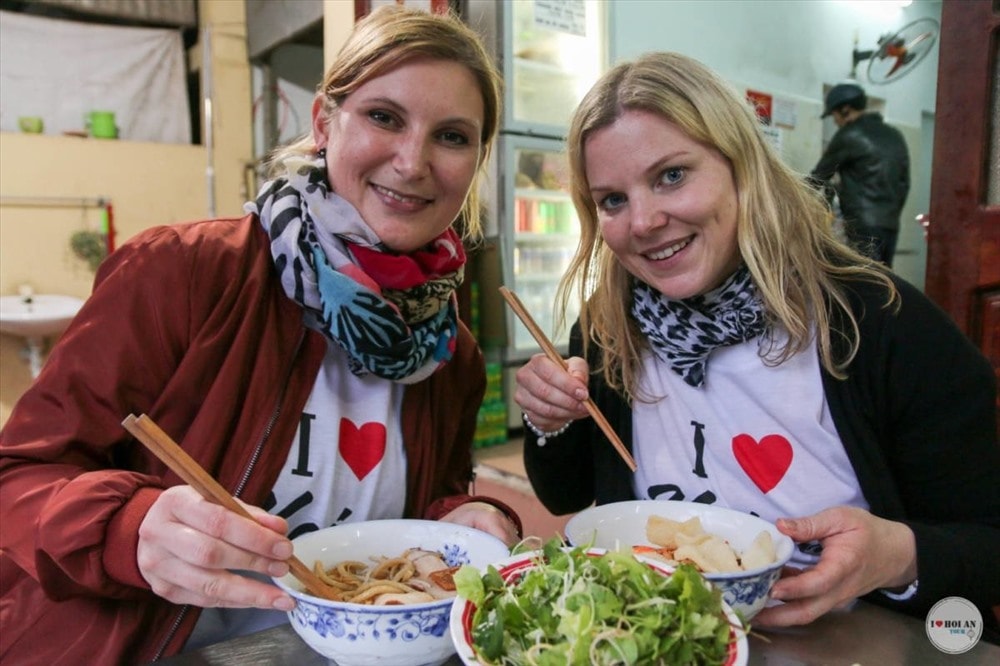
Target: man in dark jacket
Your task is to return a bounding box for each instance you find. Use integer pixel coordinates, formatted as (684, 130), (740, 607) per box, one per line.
(810, 83), (910, 265)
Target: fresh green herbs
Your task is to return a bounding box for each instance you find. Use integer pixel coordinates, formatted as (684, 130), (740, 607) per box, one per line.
(453, 539), (738, 665)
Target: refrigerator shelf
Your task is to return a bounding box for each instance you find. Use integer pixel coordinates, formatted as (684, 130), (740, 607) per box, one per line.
(512, 272), (565, 283)
(514, 187), (571, 202)
(512, 55), (571, 77)
(513, 232), (578, 244)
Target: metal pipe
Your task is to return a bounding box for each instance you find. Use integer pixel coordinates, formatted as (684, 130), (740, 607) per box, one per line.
(1, 196), (115, 253)
(0, 195), (107, 208)
(202, 24), (216, 217)
(262, 59), (278, 155)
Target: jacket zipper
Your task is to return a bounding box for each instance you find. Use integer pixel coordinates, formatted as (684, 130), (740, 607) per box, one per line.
(234, 328), (305, 498)
(151, 329), (307, 660)
(151, 605), (190, 663)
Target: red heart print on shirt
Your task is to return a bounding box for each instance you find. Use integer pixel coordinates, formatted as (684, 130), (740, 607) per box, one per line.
(732, 433), (793, 494)
(339, 419), (386, 481)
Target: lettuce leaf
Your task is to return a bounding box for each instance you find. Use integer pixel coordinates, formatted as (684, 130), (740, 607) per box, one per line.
(458, 538), (738, 665)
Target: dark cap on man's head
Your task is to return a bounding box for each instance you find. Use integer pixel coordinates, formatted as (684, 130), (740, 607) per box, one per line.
(822, 83), (866, 117)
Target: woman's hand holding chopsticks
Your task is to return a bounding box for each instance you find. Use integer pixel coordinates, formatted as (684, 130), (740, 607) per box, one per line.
(500, 287), (637, 471)
(513, 353), (592, 433)
(137, 485), (297, 611)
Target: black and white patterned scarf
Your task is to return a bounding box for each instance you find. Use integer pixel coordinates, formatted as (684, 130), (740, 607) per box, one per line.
(631, 264), (767, 387)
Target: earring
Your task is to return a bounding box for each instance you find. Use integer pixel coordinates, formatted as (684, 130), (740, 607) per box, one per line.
(317, 148), (327, 159)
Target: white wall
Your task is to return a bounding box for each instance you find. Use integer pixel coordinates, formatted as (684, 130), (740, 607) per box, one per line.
(609, 0), (940, 127)
(607, 0), (941, 288)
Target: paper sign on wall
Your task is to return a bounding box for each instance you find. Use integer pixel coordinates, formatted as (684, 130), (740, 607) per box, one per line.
(772, 98), (797, 129)
(534, 0), (587, 36)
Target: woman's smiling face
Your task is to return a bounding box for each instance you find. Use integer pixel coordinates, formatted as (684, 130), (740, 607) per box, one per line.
(584, 109), (742, 299)
(312, 57), (485, 253)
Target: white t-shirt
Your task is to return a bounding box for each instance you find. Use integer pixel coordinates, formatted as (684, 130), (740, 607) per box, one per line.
(186, 337), (406, 650)
(631, 334), (869, 567)
(270, 338), (407, 537)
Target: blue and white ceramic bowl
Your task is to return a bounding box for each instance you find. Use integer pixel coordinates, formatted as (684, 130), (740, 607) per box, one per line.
(273, 519), (510, 666)
(564, 500), (795, 621)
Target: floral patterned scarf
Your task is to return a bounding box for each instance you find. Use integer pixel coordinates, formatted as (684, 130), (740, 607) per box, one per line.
(245, 155), (464, 384)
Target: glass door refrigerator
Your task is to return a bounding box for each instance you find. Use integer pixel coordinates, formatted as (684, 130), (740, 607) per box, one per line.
(466, 0), (607, 433)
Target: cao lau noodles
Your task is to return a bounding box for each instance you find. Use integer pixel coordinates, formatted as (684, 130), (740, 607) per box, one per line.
(309, 548), (459, 605)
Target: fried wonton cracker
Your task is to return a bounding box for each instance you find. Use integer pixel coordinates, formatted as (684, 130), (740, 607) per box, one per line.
(675, 535), (741, 573)
(641, 513), (778, 574)
(739, 530), (777, 571)
(646, 515), (706, 549)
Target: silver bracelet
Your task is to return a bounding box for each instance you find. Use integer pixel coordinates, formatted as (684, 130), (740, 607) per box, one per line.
(522, 412), (571, 446)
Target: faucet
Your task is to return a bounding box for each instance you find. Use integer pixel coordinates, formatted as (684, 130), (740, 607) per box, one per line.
(18, 283), (34, 308)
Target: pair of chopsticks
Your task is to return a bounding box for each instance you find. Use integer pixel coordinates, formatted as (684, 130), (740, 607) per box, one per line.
(121, 413), (334, 600)
(498, 287), (637, 472)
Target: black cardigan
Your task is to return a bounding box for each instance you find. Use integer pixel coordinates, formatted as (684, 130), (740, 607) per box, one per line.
(524, 274), (1000, 635)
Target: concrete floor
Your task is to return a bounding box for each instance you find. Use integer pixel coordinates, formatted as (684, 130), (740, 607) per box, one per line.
(472, 437), (576, 542)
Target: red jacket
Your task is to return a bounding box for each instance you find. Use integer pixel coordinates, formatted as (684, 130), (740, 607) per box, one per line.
(0, 215), (516, 664)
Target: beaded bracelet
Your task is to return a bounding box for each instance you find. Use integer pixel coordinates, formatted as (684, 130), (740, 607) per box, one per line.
(879, 578), (919, 601)
(522, 412), (571, 446)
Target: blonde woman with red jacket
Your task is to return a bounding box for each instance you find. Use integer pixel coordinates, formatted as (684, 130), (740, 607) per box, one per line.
(0, 7), (520, 663)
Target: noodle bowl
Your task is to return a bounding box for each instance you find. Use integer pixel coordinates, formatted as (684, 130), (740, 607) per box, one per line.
(271, 519), (510, 666)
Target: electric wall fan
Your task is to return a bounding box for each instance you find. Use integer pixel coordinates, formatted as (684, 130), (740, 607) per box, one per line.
(851, 17), (940, 85)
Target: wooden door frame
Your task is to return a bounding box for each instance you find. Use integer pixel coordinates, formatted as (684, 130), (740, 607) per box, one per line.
(926, 0), (999, 353)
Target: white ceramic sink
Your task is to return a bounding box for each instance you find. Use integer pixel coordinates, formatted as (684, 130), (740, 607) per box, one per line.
(0, 294), (85, 340)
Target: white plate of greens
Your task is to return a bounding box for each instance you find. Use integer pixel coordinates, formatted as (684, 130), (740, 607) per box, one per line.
(450, 539), (748, 665)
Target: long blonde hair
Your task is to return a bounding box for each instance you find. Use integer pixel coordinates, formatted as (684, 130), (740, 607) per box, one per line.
(264, 5), (502, 243)
(559, 52), (898, 402)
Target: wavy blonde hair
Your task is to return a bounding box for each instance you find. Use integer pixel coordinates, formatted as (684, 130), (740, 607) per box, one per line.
(558, 52), (898, 402)
(263, 5), (502, 243)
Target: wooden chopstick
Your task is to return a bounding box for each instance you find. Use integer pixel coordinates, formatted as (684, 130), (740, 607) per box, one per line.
(121, 413), (335, 600)
(498, 287), (638, 472)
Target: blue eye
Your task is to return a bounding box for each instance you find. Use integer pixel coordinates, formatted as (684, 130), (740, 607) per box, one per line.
(659, 167), (685, 186)
(439, 130), (470, 146)
(597, 192), (627, 212)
